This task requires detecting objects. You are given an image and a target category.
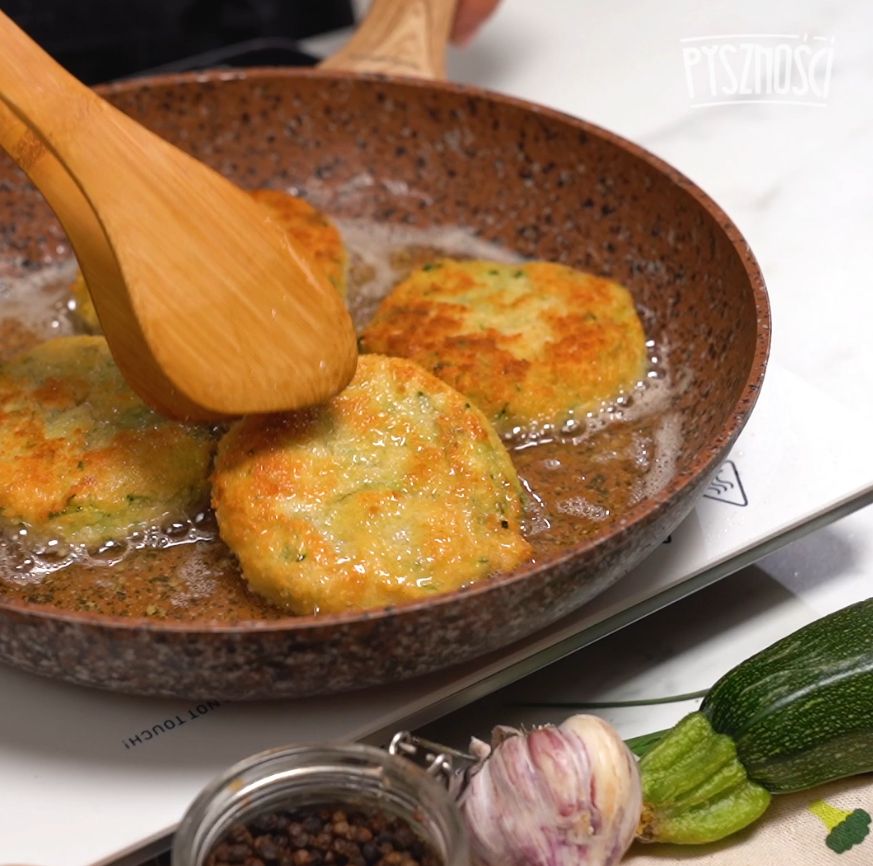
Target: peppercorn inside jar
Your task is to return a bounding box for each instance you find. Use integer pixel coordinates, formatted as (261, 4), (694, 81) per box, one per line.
(172, 743), (469, 866)
(207, 803), (442, 865)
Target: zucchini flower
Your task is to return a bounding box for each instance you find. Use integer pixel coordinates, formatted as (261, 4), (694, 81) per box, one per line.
(459, 714), (641, 866)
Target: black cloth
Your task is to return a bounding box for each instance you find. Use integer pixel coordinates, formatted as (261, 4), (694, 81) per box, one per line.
(5, 0), (354, 83)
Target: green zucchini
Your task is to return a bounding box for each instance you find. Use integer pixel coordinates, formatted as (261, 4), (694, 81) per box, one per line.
(637, 597), (873, 845)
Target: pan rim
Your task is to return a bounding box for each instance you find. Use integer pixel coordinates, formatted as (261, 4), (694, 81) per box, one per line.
(0, 67), (771, 635)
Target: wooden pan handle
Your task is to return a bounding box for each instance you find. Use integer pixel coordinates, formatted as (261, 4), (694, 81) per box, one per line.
(320, 0), (459, 80)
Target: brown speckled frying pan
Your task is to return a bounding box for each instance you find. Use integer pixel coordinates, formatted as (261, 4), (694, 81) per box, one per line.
(0, 0), (769, 698)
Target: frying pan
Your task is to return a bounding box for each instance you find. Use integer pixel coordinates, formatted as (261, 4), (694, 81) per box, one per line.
(0, 0), (769, 699)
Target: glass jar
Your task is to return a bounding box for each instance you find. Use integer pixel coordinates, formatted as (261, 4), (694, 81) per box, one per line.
(172, 741), (470, 866)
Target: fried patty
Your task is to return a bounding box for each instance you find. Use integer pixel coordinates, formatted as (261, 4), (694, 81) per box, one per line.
(69, 189), (347, 331)
(0, 336), (217, 546)
(212, 354), (531, 615)
(249, 189), (348, 296)
(360, 260), (648, 436)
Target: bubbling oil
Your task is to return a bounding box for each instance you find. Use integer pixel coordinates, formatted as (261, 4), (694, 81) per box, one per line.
(0, 214), (681, 620)
(0, 511), (218, 581)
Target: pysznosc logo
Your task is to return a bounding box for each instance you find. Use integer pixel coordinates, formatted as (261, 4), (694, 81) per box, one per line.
(681, 34), (834, 108)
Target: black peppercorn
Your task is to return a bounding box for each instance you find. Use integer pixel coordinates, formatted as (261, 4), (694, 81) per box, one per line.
(205, 806), (441, 866)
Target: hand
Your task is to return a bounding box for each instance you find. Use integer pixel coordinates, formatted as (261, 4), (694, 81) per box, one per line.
(451, 0), (500, 45)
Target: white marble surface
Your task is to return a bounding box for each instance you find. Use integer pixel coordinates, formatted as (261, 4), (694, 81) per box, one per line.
(319, 0), (873, 741)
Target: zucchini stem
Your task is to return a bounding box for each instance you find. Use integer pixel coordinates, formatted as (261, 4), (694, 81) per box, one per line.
(636, 712), (771, 844)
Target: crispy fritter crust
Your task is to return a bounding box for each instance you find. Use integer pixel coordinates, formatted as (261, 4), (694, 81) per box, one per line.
(69, 189), (347, 331)
(249, 188), (348, 296)
(360, 260), (648, 436)
(212, 355), (532, 615)
(0, 336), (217, 546)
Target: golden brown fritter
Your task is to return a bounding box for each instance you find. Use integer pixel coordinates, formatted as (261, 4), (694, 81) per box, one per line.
(0, 336), (217, 546)
(68, 188), (347, 331)
(212, 355), (531, 615)
(249, 188), (348, 296)
(360, 260), (648, 437)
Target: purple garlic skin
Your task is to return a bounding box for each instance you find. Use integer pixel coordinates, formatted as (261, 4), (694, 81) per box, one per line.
(460, 714), (642, 866)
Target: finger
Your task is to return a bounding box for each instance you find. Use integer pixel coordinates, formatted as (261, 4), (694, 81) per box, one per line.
(450, 0), (500, 45)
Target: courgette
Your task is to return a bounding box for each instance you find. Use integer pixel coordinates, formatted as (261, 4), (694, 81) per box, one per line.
(637, 597), (873, 844)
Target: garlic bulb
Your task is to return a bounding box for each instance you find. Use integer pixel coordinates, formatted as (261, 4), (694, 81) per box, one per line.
(460, 714), (642, 866)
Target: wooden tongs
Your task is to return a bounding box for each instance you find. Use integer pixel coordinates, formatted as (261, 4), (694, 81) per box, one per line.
(0, 10), (357, 420)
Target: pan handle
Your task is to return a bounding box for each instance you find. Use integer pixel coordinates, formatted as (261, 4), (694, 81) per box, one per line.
(320, 0), (458, 80)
